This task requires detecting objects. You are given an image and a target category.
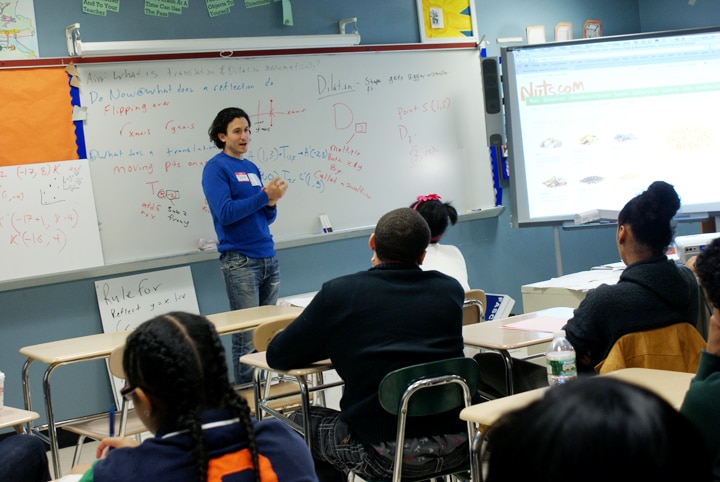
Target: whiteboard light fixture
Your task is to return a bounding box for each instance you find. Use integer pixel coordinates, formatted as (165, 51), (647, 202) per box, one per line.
(65, 20), (360, 57)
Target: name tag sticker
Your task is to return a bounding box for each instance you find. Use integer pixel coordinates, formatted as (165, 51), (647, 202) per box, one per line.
(248, 173), (262, 186)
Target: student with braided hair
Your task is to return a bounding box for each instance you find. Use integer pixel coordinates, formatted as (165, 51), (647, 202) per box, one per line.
(69, 312), (317, 482)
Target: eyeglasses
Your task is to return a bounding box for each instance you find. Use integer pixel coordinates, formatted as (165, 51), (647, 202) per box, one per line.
(120, 384), (137, 402)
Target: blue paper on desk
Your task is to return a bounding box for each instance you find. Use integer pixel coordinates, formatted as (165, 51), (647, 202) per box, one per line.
(485, 293), (515, 321)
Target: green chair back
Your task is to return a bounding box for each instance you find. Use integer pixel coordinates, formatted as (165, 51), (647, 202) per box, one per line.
(378, 357), (480, 416)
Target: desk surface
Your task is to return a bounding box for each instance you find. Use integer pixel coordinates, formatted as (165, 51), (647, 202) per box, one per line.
(460, 368), (694, 425)
(240, 351), (333, 375)
(19, 305), (304, 365)
(19, 330), (131, 365)
(0, 406), (39, 430)
(207, 305), (303, 335)
(462, 307), (574, 351)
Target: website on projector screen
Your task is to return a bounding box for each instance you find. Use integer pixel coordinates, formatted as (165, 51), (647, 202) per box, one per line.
(503, 27), (720, 226)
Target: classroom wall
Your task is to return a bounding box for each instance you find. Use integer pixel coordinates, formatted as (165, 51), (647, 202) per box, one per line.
(1, 0), (717, 429)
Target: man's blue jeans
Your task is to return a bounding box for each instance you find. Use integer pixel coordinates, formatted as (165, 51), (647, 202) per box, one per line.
(220, 251), (280, 385)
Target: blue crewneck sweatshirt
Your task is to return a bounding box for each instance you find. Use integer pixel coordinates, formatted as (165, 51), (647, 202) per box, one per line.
(201, 151), (277, 257)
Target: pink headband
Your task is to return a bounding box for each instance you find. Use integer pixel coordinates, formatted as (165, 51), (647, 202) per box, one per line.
(412, 193), (441, 210)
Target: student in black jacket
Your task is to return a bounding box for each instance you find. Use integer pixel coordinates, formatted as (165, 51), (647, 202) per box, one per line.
(267, 207), (469, 482)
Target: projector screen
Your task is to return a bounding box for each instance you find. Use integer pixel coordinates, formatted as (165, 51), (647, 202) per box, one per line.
(502, 26), (720, 227)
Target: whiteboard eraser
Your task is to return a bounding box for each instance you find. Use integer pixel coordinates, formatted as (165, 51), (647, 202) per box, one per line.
(573, 209), (619, 225)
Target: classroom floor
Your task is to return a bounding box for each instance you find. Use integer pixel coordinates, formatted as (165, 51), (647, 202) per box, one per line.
(51, 440), (100, 478)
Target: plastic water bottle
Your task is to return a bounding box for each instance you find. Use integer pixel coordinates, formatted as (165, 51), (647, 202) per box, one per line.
(546, 330), (577, 386)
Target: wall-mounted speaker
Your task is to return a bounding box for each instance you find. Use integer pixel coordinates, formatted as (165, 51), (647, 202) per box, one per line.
(481, 57), (504, 147)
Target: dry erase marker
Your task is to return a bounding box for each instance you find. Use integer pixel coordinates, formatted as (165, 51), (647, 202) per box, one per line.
(320, 214), (333, 233)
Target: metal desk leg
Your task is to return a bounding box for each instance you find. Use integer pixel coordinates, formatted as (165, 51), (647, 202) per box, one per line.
(43, 364), (61, 479)
(296, 374), (313, 449)
(22, 358), (34, 435)
(312, 372), (326, 407)
(471, 425), (490, 482)
(252, 367), (264, 421)
(499, 350), (515, 396)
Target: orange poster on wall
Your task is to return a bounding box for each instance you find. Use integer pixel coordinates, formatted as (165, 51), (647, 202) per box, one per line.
(0, 67), (79, 166)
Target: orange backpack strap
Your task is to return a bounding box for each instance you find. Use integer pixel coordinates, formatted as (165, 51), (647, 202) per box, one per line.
(207, 448), (279, 482)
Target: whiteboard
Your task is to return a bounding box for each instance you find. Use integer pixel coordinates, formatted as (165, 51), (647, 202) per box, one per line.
(0, 159), (104, 281)
(77, 48), (495, 264)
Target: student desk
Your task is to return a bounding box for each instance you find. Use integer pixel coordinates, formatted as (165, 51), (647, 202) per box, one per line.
(239, 351), (343, 449)
(462, 307), (574, 395)
(19, 304), (303, 478)
(0, 406), (40, 433)
(460, 368), (695, 482)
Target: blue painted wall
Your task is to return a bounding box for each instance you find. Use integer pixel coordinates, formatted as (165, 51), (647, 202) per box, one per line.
(2, 0), (717, 428)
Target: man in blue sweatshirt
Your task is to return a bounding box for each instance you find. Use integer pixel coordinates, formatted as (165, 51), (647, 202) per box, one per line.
(202, 107), (288, 385)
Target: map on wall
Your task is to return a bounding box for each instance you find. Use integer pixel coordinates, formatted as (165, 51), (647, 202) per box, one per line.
(0, 0), (39, 59)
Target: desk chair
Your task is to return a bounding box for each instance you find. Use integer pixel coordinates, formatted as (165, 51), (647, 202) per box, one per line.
(350, 357), (481, 482)
(463, 289), (486, 325)
(241, 351), (341, 449)
(595, 322), (706, 374)
(242, 317), (343, 448)
(243, 316), (308, 414)
(61, 345), (147, 467)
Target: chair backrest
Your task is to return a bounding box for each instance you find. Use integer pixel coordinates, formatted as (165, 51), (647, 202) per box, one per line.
(108, 345), (125, 378)
(595, 322), (706, 374)
(463, 289), (486, 325)
(377, 357), (480, 482)
(378, 357), (480, 417)
(108, 344), (134, 437)
(253, 316), (296, 351)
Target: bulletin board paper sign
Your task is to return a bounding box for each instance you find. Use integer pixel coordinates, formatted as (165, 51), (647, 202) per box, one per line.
(94, 266), (200, 407)
(502, 316), (567, 333)
(0, 159), (104, 282)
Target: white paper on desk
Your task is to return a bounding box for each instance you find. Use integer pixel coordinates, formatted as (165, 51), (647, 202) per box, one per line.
(502, 316), (568, 333)
(285, 296), (315, 308)
(525, 269), (621, 291)
(591, 261), (626, 270)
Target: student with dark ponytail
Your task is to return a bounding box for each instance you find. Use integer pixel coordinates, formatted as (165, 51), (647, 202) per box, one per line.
(410, 193), (470, 290)
(563, 180), (700, 372)
(70, 312), (317, 482)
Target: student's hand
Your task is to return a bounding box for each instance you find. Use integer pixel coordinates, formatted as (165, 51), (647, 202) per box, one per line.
(707, 308), (720, 356)
(95, 436), (140, 458)
(264, 177), (288, 206)
(685, 255), (698, 273)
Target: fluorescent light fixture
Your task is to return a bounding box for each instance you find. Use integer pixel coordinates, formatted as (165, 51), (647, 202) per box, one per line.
(496, 37), (524, 44)
(66, 20), (360, 57)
